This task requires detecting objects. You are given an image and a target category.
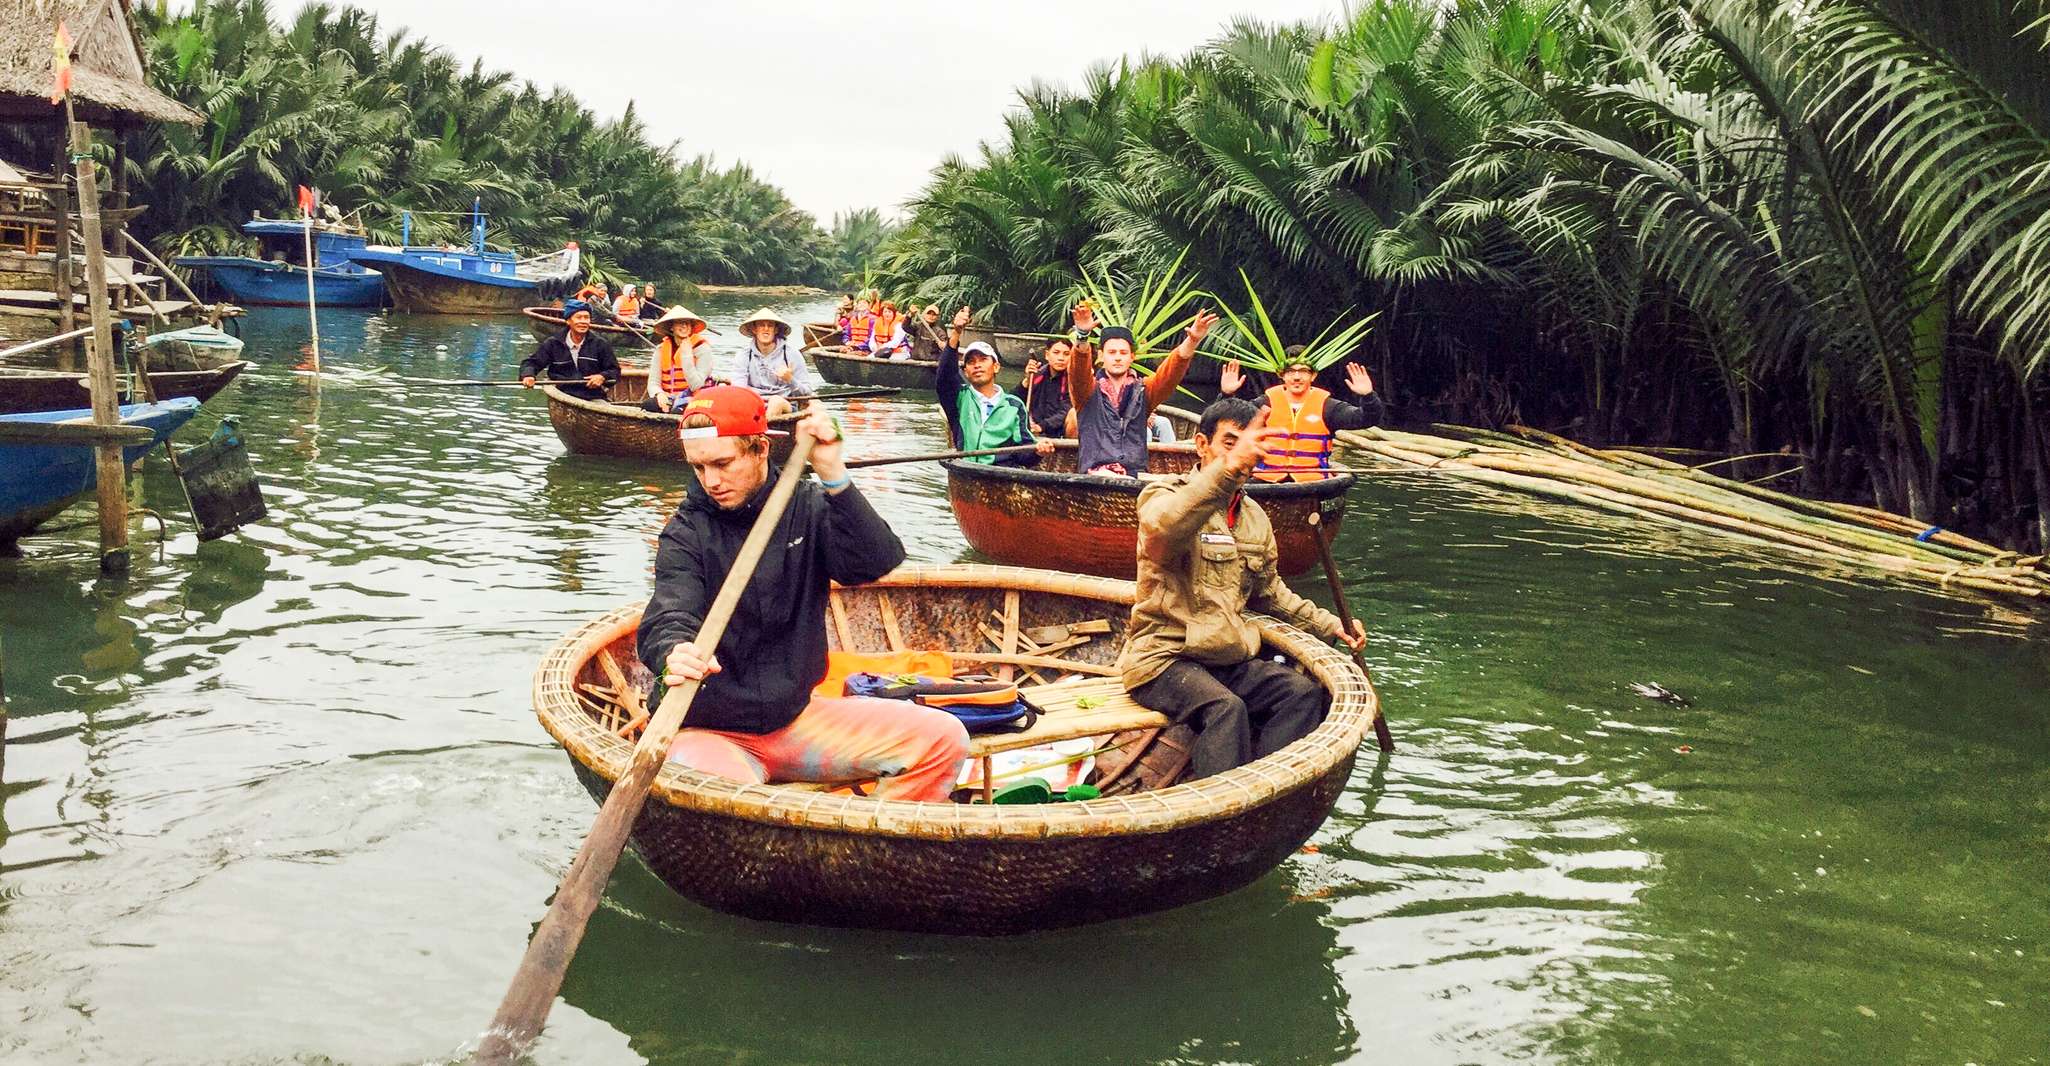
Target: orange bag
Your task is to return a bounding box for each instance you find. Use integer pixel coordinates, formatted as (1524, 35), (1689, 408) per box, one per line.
(813, 649), (954, 698)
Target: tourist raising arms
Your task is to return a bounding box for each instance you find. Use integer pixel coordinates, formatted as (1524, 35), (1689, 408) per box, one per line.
(1218, 350), (1385, 481)
(1065, 299), (1218, 476)
(934, 305), (1053, 467)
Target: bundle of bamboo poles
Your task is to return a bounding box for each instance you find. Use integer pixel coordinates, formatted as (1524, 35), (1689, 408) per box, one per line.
(1336, 424), (2050, 602)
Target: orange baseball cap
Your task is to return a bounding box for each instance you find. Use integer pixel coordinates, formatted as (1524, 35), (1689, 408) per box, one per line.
(677, 385), (782, 439)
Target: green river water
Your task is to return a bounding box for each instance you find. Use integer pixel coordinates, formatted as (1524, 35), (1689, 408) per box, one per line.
(0, 295), (2044, 1065)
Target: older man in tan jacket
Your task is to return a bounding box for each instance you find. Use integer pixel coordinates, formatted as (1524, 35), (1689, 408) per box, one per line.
(1118, 397), (1368, 779)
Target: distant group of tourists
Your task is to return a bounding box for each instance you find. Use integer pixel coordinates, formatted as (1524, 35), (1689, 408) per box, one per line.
(520, 291), (820, 418)
(569, 279), (666, 323)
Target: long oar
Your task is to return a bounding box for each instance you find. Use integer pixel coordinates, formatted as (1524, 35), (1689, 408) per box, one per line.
(471, 429), (819, 1064)
(1306, 510), (1394, 752)
(844, 443), (1039, 469)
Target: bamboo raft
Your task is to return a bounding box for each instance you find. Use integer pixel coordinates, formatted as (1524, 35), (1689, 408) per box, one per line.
(536, 564), (1379, 935)
(1340, 424), (2050, 601)
(946, 443), (1354, 579)
(543, 369), (799, 465)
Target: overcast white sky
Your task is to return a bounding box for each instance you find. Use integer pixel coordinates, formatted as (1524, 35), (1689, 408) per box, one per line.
(287, 0), (1341, 224)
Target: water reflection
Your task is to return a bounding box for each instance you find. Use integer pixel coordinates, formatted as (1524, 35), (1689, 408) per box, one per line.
(563, 870), (1359, 1066)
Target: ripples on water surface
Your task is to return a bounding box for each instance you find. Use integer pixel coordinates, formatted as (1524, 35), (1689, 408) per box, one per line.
(0, 299), (2044, 1065)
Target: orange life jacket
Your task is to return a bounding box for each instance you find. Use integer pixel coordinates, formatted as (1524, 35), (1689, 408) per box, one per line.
(655, 331), (709, 396)
(614, 291), (640, 318)
(845, 314), (876, 349)
(1256, 385), (1334, 482)
(573, 284), (605, 302)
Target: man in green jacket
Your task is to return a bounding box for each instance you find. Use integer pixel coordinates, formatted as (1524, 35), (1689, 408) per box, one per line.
(935, 305), (1053, 466)
(1118, 397), (1368, 778)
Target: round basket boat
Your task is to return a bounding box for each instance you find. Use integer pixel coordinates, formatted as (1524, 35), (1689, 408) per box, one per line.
(807, 345), (1023, 390)
(946, 443), (1353, 579)
(536, 564), (1377, 935)
(522, 306), (659, 348)
(544, 368), (799, 465)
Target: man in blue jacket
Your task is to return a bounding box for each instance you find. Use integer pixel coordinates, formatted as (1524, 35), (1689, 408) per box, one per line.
(636, 387), (968, 800)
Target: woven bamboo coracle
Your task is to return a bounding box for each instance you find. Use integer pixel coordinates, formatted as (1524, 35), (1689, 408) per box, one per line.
(533, 564), (1379, 935)
(544, 369), (800, 465)
(946, 443), (1354, 579)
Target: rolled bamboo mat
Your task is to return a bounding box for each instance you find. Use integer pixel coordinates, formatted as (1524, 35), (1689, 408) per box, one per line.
(1335, 424), (2049, 602)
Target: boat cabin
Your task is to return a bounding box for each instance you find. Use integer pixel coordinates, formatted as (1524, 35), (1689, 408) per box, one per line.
(240, 217), (372, 270)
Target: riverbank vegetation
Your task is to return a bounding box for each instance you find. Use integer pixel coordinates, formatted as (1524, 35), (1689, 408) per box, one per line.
(94, 1), (874, 289)
(875, 0), (2050, 552)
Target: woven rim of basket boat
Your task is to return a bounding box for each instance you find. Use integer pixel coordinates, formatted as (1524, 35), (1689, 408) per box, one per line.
(803, 345), (940, 371)
(533, 564), (1379, 839)
(943, 449), (1356, 502)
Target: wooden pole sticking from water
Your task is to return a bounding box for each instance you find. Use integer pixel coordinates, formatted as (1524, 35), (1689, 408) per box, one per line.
(302, 213), (321, 374)
(471, 430), (820, 1063)
(66, 98), (128, 574)
(1307, 511), (1393, 752)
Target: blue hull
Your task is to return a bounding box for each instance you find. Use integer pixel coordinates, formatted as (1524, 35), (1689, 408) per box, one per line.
(0, 397), (202, 545)
(176, 257), (386, 307)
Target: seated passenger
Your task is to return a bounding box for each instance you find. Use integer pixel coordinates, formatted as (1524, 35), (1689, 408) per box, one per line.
(1117, 397), (1367, 779)
(613, 284), (642, 320)
(844, 296), (876, 352)
(872, 301), (912, 361)
(1017, 335), (1074, 437)
(934, 305), (1052, 467)
(1064, 301), (1217, 476)
(519, 300), (620, 400)
(1218, 349), (1386, 481)
(638, 388), (968, 799)
(645, 305), (717, 413)
(736, 307), (820, 418)
(637, 283), (665, 319)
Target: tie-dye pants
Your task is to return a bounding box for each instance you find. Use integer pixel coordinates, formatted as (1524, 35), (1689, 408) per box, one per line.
(666, 696), (970, 802)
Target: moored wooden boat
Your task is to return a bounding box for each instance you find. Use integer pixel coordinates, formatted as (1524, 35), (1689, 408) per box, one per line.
(522, 306), (658, 348)
(807, 344), (1022, 390)
(946, 442), (1353, 579)
(802, 320), (839, 349)
(0, 361), (248, 415)
(535, 564), (1378, 935)
(543, 368), (799, 465)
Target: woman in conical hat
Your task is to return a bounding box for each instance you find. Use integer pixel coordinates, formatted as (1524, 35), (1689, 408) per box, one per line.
(645, 304), (718, 413)
(736, 307), (819, 417)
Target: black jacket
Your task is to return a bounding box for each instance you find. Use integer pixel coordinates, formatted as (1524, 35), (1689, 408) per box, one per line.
(520, 333), (620, 400)
(1015, 367), (1072, 436)
(636, 477), (906, 734)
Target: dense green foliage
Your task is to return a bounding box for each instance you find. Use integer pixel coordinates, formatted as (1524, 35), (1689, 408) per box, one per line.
(104, 1), (875, 288)
(877, 0), (2050, 548)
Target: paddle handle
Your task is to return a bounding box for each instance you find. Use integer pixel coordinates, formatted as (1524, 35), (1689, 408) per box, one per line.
(844, 443), (1039, 469)
(1306, 512), (1393, 752)
(472, 431), (820, 1064)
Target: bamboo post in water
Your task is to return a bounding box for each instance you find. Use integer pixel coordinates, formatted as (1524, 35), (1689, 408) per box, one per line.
(472, 430), (820, 1063)
(302, 214), (321, 374)
(66, 100), (128, 573)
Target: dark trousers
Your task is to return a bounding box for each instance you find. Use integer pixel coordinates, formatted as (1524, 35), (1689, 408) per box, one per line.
(1130, 658), (1329, 779)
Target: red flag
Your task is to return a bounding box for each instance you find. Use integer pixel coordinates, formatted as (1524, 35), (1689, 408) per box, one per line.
(50, 22), (72, 104)
(297, 185), (316, 216)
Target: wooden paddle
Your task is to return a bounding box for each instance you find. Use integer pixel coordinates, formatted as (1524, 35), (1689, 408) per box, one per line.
(471, 428), (820, 1064)
(844, 443), (1040, 468)
(1306, 510), (1395, 753)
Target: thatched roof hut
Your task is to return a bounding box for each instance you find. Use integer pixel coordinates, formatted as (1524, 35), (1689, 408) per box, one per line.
(0, 0), (200, 128)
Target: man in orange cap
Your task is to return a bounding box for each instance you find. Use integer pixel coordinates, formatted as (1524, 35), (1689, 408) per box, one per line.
(637, 387), (968, 799)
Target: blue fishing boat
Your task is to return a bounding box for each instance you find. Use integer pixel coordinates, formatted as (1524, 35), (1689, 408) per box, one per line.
(174, 218), (386, 307)
(0, 397), (201, 551)
(348, 202), (583, 315)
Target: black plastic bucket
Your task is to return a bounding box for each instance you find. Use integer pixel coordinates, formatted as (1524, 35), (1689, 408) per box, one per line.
(177, 417), (266, 541)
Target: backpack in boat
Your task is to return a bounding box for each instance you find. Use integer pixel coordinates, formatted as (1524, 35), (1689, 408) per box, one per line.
(843, 672), (1040, 734)
(1086, 724), (1196, 795)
